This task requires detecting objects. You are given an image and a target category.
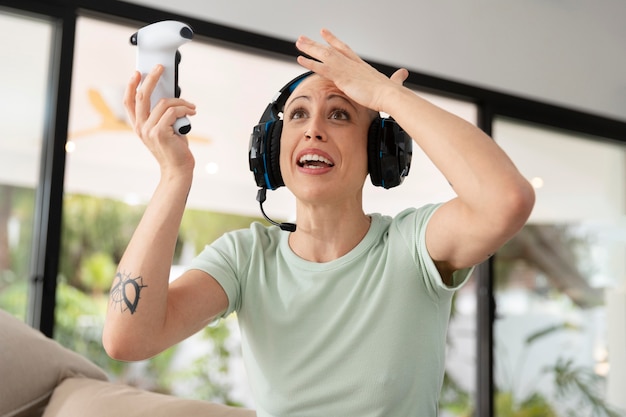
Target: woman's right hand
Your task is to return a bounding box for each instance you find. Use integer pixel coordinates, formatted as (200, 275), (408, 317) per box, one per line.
(124, 65), (197, 177)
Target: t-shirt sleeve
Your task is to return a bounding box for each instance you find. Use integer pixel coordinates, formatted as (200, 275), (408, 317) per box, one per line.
(394, 204), (473, 296)
(186, 231), (247, 318)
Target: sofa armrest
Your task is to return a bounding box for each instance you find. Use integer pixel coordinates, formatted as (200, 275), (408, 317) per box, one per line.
(0, 310), (108, 417)
(43, 378), (256, 417)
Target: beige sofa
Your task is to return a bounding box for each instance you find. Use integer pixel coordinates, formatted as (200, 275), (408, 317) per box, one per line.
(0, 309), (255, 417)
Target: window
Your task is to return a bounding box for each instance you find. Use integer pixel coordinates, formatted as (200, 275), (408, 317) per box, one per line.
(0, 10), (54, 321)
(493, 117), (626, 416)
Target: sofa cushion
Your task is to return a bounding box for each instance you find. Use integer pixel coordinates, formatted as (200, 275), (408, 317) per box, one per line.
(43, 377), (256, 417)
(0, 310), (108, 417)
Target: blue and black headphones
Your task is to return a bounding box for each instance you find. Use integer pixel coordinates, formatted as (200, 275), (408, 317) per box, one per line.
(248, 71), (413, 231)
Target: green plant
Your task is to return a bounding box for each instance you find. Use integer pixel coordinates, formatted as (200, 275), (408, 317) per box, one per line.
(495, 391), (557, 417)
(168, 319), (243, 405)
(53, 193), (263, 401)
(497, 323), (623, 417)
(440, 321), (625, 417)
(547, 358), (623, 417)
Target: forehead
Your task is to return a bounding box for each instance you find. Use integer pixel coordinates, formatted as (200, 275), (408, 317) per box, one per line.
(291, 74), (339, 95)
(282, 74), (380, 123)
(286, 75), (359, 109)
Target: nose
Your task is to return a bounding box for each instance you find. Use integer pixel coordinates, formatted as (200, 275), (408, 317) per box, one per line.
(304, 116), (326, 141)
(305, 130), (323, 141)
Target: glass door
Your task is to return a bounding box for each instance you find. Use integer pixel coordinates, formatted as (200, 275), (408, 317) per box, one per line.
(493, 117), (626, 416)
(0, 10), (54, 321)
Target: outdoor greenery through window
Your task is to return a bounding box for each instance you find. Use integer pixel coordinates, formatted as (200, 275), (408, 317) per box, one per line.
(492, 118), (626, 417)
(0, 11), (53, 320)
(56, 196), (262, 404)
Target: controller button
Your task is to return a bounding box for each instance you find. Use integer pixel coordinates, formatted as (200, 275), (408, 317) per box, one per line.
(180, 27), (193, 40)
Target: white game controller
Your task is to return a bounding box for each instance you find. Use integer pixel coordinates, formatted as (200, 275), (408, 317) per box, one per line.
(130, 20), (193, 135)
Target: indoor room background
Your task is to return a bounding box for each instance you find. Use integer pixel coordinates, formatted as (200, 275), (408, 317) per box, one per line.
(1, 1), (625, 416)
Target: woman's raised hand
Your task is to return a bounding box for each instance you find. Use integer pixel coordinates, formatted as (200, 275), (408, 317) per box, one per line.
(124, 65), (197, 176)
(295, 28), (408, 114)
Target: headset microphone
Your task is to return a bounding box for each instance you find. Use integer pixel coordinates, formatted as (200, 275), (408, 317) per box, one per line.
(256, 188), (297, 232)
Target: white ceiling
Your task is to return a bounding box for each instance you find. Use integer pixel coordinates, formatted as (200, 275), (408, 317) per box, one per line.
(122, 0), (626, 124)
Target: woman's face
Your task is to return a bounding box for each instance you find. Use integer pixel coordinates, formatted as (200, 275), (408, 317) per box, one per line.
(279, 75), (374, 204)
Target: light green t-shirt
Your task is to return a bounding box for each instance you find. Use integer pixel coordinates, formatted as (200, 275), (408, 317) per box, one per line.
(189, 204), (472, 417)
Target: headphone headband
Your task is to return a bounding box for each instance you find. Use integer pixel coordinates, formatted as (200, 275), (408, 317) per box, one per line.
(258, 71), (314, 124)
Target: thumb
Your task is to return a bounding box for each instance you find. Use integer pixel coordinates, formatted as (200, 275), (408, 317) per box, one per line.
(390, 68), (409, 85)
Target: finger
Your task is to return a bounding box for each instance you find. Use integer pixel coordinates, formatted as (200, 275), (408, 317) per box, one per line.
(390, 68), (409, 85)
(141, 64), (164, 92)
(145, 99), (196, 135)
(295, 35), (327, 61)
(296, 54), (322, 73)
(158, 104), (196, 131)
(135, 65), (163, 127)
(123, 71), (142, 126)
(319, 28), (360, 61)
(295, 35), (351, 78)
(150, 97), (196, 117)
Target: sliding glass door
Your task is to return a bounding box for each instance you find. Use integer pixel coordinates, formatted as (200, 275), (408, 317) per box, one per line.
(493, 117), (626, 416)
(0, 10), (54, 321)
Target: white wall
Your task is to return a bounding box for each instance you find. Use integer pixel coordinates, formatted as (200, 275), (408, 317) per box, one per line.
(122, 0), (626, 123)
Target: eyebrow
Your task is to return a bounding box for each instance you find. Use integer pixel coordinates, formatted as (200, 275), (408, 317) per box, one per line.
(285, 94), (359, 113)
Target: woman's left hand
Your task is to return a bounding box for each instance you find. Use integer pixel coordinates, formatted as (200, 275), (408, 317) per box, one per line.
(295, 28), (407, 113)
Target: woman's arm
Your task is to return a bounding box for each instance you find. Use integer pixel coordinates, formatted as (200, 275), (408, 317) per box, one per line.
(295, 29), (535, 280)
(385, 86), (535, 279)
(102, 65), (228, 361)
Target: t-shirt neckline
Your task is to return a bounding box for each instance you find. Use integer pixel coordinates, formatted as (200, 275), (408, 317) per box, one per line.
(279, 213), (384, 271)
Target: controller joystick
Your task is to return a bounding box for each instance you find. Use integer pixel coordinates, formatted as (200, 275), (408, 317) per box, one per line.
(130, 20), (193, 135)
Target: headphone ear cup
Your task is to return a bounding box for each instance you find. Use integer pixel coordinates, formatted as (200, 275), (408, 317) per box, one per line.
(367, 118), (383, 187)
(249, 72), (315, 191)
(249, 122), (268, 188)
(368, 117), (412, 189)
(266, 120), (284, 189)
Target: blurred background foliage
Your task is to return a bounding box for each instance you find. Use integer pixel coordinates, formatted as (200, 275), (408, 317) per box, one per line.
(0, 188), (263, 404)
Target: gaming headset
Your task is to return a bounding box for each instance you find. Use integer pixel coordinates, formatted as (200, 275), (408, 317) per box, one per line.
(248, 71), (413, 231)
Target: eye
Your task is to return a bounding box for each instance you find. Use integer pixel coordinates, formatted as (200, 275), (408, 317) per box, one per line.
(329, 108), (350, 120)
(288, 107), (308, 120)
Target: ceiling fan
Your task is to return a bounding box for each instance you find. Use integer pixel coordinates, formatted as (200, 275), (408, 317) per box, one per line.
(69, 88), (211, 144)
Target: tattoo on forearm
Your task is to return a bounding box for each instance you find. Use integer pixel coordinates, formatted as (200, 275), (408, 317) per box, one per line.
(110, 271), (147, 314)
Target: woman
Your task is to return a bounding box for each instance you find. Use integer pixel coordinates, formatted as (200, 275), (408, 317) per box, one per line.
(103, 29), (535, 416)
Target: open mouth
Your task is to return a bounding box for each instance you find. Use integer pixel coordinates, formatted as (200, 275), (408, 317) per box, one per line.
(297, 153), (335, 169)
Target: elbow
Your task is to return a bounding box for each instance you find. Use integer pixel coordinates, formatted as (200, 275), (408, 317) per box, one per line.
(102, 326), (152, 362)
(500, 178), (536, 234)
(102, 328), (131, 361)
(515, 178), (536, 221)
